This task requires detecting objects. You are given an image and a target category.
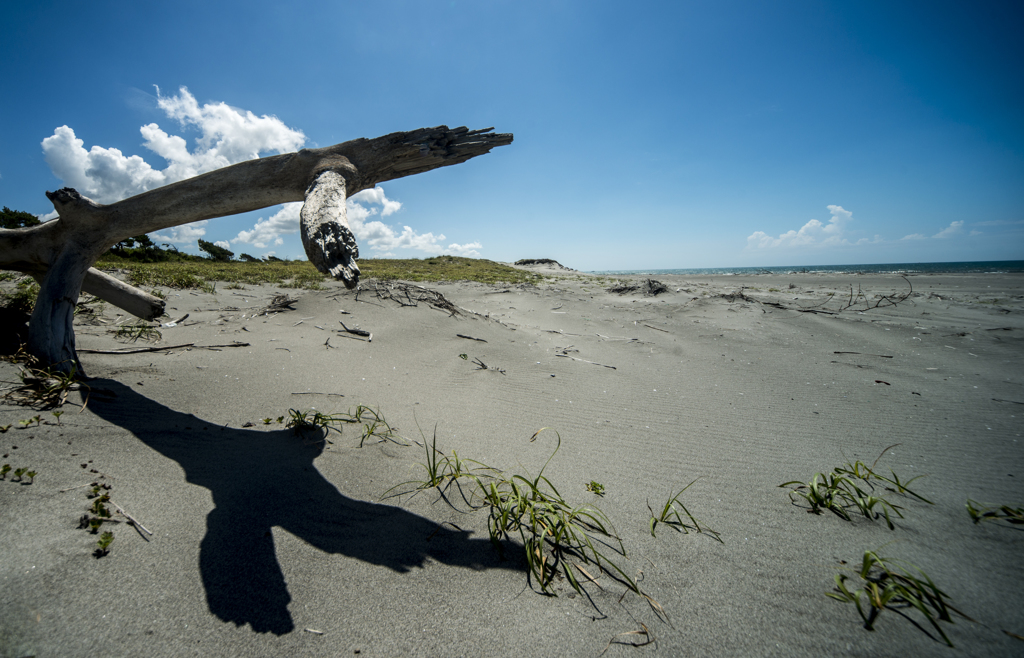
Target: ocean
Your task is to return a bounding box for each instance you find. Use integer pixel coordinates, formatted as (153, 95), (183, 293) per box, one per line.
(589, 260), (1024, 276)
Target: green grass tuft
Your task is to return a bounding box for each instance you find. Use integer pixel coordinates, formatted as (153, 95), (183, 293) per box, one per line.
(829, 549), (973, 647)
(780, 444), (931, 529)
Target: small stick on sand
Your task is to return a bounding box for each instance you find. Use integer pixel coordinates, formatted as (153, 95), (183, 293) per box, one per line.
(555, 354), (617, 369)
(457, 334), (487, 342)
(110, 499), (153, 536)
(78, 342), (250, 355)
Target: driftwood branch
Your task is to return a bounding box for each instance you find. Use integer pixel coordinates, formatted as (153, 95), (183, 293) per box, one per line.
(0, 125), (511, 372)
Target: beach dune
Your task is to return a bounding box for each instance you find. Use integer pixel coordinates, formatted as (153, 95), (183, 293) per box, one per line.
(1, 269), (1022, 656)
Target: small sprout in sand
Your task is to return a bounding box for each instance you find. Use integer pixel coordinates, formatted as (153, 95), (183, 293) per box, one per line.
(966, 500), (1024, 526)
(18, 419), (31, 428)
(829, 549), (973, 647)
(586, 481), (606, 497)
(459, 353), (468, 360)
(95, 531), (114, 558)
(0, 464), (10, 479)
(13, 467), (28, 482)
(647, 480), (722, 542)
(32, 414), (42, 427)
(0, 425), (9, 433)
(90, 495), (112, 520)
(262, 418), (274, 425)
(23, 470), (36, 483)
(51, 410), (64, 425)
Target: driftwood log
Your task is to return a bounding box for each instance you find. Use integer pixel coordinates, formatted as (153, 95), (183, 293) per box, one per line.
(0, 126), (512, 373)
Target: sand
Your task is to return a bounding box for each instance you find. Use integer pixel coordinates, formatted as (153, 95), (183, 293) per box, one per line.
(1, 269), (1022, 656)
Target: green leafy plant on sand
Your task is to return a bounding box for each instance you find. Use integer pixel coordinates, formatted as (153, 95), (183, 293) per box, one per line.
(586, 480), (606, 497)
(386, 429), (657, 605)
(1, 464), (36, 483)
(285, 406), (404, 447)
(780, 444), (932, 529)
(95, 531), (114, 558)
(647, 480), (722, 542)
(965, 500), (1024, 526)
(829, 549), (973, 647)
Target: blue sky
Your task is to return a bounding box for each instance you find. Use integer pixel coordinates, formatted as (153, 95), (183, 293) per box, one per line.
(2, 0), (1022, 270)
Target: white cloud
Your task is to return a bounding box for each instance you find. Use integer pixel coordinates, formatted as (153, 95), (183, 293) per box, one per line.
(232, 202), (302, 248)
(445, 242), (483, 257)
(901, 220), (966, 241)
(41, 86), (305, 205)
(231, 186), (478, 256)
(152, 220), (209, 245)
(214, 240), (231, 250)
(932, 221), (963, 238)
(349, 187), (402, 217)
(345, 187), (479, 256)
(747, 205), (878, 249)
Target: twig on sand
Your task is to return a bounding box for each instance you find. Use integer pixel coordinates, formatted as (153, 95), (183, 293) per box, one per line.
(254, 294), (298, 317)
(457, 334), (487, 342)
(291, 392), (346, 397)
(110, 499), (153, 536)
(78, 342), (250, 354)
(339, 321), (372, 342)
(599, 624), (654, 655)
(472, 357), (506, 375)
(834, 352), (894, 358)
(556, 354), (617, 369)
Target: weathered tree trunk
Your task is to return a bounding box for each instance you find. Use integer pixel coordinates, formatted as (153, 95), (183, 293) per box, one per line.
(0, 126), (511, 373)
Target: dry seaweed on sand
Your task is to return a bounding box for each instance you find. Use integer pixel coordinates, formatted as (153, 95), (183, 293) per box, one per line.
(606, 279), (669, 296)
(254, 294), (298, 317)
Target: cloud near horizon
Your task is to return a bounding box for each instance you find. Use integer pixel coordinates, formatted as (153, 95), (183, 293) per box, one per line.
(746, 205), (880, 250)
(232, 187), (483, 257)
(901, 220), (965, 241)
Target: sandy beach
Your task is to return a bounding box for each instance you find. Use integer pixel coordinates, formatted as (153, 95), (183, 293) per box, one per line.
(1, 266), (1022, 656)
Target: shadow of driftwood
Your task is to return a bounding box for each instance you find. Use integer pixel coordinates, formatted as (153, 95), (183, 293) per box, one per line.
(86, 380), (517, 635)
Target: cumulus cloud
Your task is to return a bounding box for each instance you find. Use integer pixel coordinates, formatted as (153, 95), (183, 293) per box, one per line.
(746, 205), (879, 249)
(231, 186), (479, 256)
(902, 220), (966, 241)
(42, 86), (305, 206)
(152, 220), (209, 245)
(932, 221), (963, 238)
(345, 188), (478, 255)
(233, 202), (302, 249)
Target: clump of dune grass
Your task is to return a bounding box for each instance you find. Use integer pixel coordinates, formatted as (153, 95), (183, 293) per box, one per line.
(386, 428), (654, 603)
(284, 406), (404, 447)
(647, 479), (722, 542)
(112, 321), (162, 343)
(965, 500), (1024, 526)
(829, 549), (973, 647)
(780, 444), (931, 529)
